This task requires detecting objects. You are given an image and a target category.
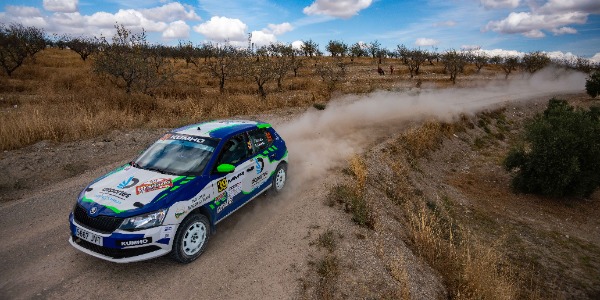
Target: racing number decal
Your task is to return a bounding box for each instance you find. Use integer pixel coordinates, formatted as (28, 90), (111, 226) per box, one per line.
(217, 178), (228, 192)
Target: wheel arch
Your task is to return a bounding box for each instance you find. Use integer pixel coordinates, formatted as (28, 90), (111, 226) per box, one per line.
(189, 205), (215, 234)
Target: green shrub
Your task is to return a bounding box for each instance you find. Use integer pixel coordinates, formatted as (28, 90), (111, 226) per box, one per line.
(504, 98), (600, 197)
(586, 70), (600, 98)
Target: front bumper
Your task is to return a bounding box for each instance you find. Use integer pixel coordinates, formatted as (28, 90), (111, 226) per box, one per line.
(69, 213), (176, 263)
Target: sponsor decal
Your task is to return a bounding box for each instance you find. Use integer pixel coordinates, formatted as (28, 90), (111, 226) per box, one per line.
(214, 192), (227, 204)
(160, 226), (173, 239)
(210, 191), (231, 213)
(228, 182), (242, 199)
(118, 176), (139, 189)
(217, 197), (233, 213)
(94, 193), (123, 205)
(254, 157), (264, 174)
(228, 171), (244, 183)
(174, 207), (187, 219)
(101, 187), (131, 199)
(251, 172), (269, 188)
(265, 131), (273, 143)
(161, 133), (205, 144)
(118, 237), (152, 247)
(187, 193), (211, 210)
(217, 178), (228, 193)
(136, 178), (173, 195)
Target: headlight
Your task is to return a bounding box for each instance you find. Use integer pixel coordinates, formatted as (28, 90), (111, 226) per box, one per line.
(119, 208), (167, 231)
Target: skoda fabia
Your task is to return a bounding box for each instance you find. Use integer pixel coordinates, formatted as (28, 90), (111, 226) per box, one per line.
(69, 120), (288, 263)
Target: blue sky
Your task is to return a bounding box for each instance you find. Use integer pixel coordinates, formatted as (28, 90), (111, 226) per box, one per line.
(1, 0), (599, 60)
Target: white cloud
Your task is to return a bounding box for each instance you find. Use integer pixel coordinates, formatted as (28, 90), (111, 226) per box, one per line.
(480, 0), (520, 9)
(472, 48), (524, 57)
(461, 45), (482, 51)
(6, 5), (42, 17)
(551, 27), (577, 35)
(544, 51), (578, 61)
(162, 20), (190, 39)
(141, 2), (200, 22)
(523, 29), (545, 38)
(2, 6), (48, 27)
(415, 38), (439, 47)
(292, 40), (304, 50)
(484, 11), (587, 37)
(265, 22), (293, 35)
(193, 16), (248, 42)
(538, 0), (600, 15)
(251, 30), (277, 47)
(303, 0), (372, 19)
(43, 0), (78, 13)
(86, 9), (168, 32)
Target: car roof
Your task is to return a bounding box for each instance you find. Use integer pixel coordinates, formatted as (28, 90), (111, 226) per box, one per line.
(172, 119), (271, 139)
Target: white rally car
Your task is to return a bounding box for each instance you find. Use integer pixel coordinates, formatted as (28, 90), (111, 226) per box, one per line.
(69, 120), (288, 263)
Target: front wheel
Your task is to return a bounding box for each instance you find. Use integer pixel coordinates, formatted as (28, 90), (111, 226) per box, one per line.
(271, 163), (287, 193)
(170, 214), (210, 263)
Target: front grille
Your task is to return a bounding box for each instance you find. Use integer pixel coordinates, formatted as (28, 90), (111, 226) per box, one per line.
(74, 204), (123, 233)
(74, 238), (161, 259)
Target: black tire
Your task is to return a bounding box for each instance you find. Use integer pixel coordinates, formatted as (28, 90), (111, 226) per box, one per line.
(270, 163), (287, 193)
(170, 213), (210, 264)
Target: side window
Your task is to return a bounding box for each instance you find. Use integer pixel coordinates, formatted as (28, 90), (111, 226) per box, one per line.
(248, 129), (273, 154)
(216, 133), (250, 167)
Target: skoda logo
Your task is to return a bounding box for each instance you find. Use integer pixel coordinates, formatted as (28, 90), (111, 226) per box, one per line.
(89, 207), (98, 215)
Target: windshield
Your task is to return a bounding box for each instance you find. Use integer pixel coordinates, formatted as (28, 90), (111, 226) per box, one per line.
(133, 133), (219, 175)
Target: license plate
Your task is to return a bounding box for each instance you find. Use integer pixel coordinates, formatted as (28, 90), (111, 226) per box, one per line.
(75, 226), (103, 246)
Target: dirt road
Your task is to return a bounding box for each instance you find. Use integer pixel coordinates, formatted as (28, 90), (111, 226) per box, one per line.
(0, 69), (587, 299)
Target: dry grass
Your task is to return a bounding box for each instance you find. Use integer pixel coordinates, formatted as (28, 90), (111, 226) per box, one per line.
(401, 119), (466, 158)
(369, 118), (520, 299)
(316, 255), (339, 300)
(407, 204), (517, 299)
(1, 49), (510, 151)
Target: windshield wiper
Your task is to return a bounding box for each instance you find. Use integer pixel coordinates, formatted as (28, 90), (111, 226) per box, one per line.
(145, 166), (177, 176)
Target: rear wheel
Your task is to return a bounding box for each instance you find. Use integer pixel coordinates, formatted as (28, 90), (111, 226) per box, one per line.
(170, 214), (209, 263)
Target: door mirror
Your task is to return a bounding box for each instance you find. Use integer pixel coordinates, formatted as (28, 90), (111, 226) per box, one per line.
(216, 163), (235, 173)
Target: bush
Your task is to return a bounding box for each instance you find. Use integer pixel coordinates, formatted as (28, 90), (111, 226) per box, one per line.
(504, 99), (600, 197)
(585, 70), (600, 98)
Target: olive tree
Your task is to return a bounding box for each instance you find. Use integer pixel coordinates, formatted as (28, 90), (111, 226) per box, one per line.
(441, 50), (467, 84)
(406, 48), (427, 78)
(521, 51), (550, 73)
(326, 40), (348, 57)
(93, 24), (173, 94)
(473, 53), (488, 73)
(66, 36), (97, 61)
(315, 58), (346, 92)
(202, 44), (244, 93)
(301, 39), (319, 57)
(501, 56), (520, 79)
(349, 42), (367, 61)
(0, 23), (46, 76)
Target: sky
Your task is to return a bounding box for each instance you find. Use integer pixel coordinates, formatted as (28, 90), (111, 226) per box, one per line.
(1, 0), (599, 61)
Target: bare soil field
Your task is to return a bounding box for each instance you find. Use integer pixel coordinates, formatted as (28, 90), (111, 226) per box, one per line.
(1, 88), (598, 299)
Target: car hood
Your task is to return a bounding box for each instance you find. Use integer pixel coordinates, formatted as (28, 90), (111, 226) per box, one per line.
(79, 164), (196, 217)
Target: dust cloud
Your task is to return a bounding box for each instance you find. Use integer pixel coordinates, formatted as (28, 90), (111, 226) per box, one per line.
(277, 67), (586, 189)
